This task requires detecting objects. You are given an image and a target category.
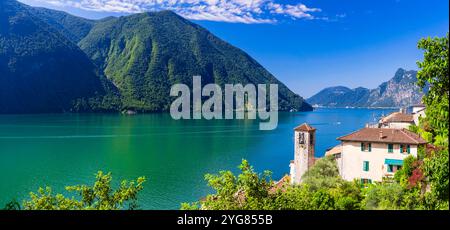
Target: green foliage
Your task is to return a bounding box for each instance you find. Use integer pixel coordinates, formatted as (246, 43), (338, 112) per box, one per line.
(422, 149), (449, 208)
(0, 0), (116, 114)
(362, 183), (423, 210)
(301, 156), (342, 191)
(2, 200), (21, 210)
(412, 33), (449, 210)
(394, 155), (416, 187)
(79, 11), (312, 112)
(22, 171), (146, 210)
(417, 33), (449, 143)
(26, 5), (96, 43)
(183, 159), (363, 210)
(189, 159), (274, 210)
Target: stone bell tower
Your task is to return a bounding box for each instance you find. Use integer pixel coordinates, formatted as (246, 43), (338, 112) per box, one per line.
(290, 123), (316, 184)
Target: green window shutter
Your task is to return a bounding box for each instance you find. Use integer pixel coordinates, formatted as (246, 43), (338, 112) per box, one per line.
(363, 161), (369, 171)
(388, 144), (393, 153)
(361, 143), (364, 151)
(399, 144), (403, 153)
(407, 145), (410, 154)
(369, 179), (372, 184)
(368, 143), (372, 152)
(387, 165), (392, 172)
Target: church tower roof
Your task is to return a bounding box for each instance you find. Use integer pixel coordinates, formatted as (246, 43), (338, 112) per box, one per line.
(294, 123), (316, 132)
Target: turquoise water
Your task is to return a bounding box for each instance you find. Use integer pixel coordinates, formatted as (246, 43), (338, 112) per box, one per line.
(0, 108), (395, 209)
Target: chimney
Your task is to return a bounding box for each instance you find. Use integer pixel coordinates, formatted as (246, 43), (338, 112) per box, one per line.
(379, 130), (384, 139)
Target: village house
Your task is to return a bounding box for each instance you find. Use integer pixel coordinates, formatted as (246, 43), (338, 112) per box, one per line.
(368, 105), (426, 129)
(378, 112), (415, 129)
(329, 128), (428, 183)
(289, 119), (428, 185)
(411, 104), (426, 125)
(411, 104), (426, 114)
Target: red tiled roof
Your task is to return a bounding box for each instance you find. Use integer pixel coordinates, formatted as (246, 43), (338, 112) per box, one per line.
(337, 128), (427, 144)
(325, 144), (342, 156)
(269, 175), (290, 194)
(381, 112), (414, 123)
(294, 123), (316, 132)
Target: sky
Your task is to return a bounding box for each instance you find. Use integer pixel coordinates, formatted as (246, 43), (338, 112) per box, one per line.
(19, 0), (449, 97)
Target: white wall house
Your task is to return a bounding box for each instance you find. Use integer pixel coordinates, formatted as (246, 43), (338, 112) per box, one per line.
(411, 104), (426, 114)
(411, 105), (426, 125)
(379, 112), (415, 129)
(333, 128), (427, 183)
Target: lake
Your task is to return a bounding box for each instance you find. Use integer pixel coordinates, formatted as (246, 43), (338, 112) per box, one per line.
(0, 108), (395, 209)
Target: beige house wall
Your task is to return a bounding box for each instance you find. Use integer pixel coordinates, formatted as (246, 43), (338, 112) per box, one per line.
(413, 110), (426, 125)
(381, 122), (413, 129)
(291, 130), (315, 184)
(340, 141), (418, 182)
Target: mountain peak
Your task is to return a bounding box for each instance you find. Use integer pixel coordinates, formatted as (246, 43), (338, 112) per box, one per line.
(307, 68), (423, 108)
(77, 6), (311, 112)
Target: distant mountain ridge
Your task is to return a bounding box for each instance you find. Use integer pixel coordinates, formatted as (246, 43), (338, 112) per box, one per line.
(307, 68), (427, 108)
(0, 0), (312, 113)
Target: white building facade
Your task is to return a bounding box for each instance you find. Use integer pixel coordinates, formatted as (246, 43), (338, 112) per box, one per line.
(379, 112), (415, 129)
(335, 128), (427, 183)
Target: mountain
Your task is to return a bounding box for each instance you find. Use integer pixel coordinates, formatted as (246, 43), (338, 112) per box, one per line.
(0, 0), (116, 113)
(306, 86), (370, 108)
(1, 0), (310, 113)
(24, 6), (96, 44)
(78, 11), (312, 112)
(307, 68), (426, 108)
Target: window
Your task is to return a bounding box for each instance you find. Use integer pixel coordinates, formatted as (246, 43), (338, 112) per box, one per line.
(363, 161), (370, 171)
(387, 165), (402, 173)
(388, 144), (394, 153)
(400, 144), (410, 154)
(310, 134), (314, 144)
(298, 133), (305, 144)
(361, 143), (372, 152)
(360, 178), (372, 184)
(387, 165), (394, 173)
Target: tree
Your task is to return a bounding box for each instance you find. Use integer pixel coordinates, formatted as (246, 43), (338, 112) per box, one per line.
(362, 183), (423, 210)
(22, 171), (146, 210)
(182, 159), (363, 210)
(394, 155), (417, 188)
(181, 159), (274, 210)
(2, 200), (21, 210)
(422, 149), (449, 209)
(301, 156), (342, 191)
(416, 33), (449, 143)
(414, 33), (449, 210)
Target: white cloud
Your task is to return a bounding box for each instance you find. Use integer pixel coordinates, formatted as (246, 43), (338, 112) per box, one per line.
(29, 0), (323, 24)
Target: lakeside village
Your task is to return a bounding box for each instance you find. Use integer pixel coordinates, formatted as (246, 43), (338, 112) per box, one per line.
(286, 104), (430, 185)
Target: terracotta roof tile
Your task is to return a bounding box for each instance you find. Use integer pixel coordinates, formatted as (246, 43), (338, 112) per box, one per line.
(381, 112), (414, 123)
(269, 175), (291, 194)
(325, 144), (342, 156)
(337, 128), (427, 144)
(294, 123), (316, 132)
